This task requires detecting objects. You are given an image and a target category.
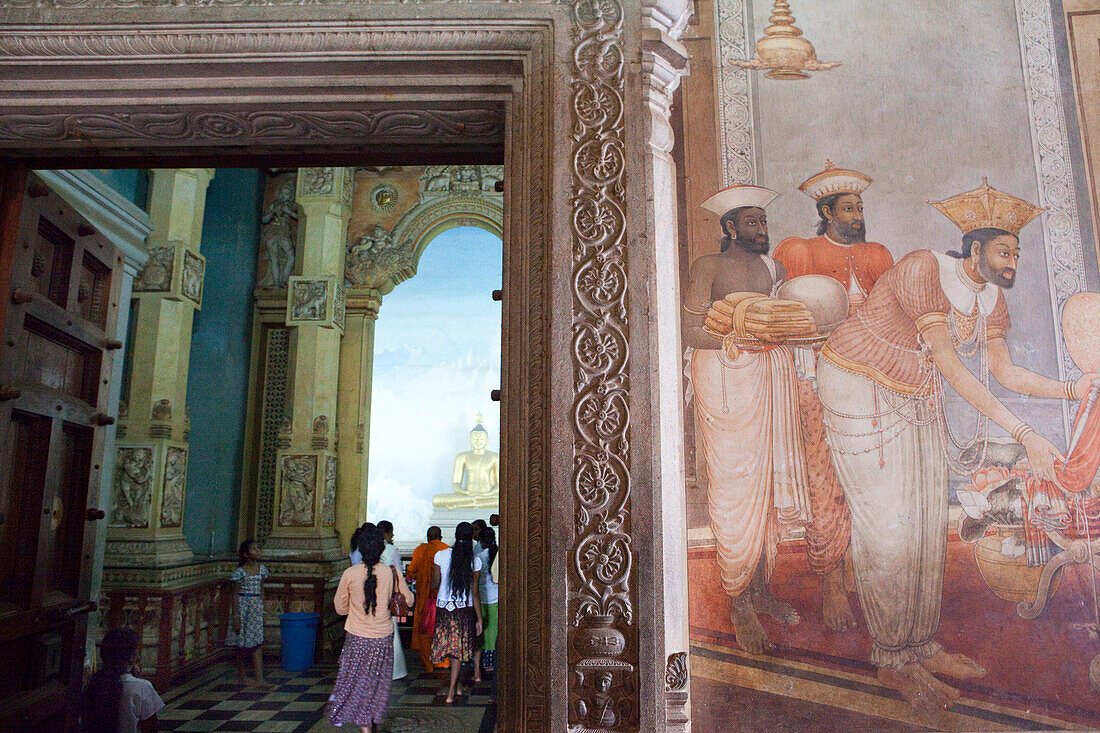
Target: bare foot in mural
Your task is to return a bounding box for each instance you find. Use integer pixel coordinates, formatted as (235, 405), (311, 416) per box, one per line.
(822, 565), (857, 631)
(751, 585), (800, 626)
(730, 593), (773, 654)
(921, 650), (987, 680)
(879, 663), (959, 717)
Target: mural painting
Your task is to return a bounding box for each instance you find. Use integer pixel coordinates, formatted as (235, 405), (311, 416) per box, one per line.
(681, 2), (1100, 729)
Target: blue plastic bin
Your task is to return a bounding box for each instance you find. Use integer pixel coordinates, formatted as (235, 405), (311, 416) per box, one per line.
(279, 612), (319, 672)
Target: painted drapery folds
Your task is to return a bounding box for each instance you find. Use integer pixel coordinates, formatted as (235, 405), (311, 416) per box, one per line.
(680, 0), (1100, 730)
(569, 0), (638, 727)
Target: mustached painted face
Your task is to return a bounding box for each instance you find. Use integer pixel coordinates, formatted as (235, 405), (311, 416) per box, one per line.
(828, 194), (866, 243)
(729, 207), (770, 254)
(977, 234), (1020, 289)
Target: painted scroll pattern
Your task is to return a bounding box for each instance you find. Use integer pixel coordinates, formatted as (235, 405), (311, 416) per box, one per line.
(713, 0), (755, 186)
(1015, 0), (1090, 435)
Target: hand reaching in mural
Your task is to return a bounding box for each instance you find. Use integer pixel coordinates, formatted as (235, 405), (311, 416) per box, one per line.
(1020, 431), (1067, 488)
(1073, 372), (1100, 400)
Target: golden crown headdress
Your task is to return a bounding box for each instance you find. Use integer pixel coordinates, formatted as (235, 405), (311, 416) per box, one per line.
(927, 178), (1044, 236)
(797, 160), (872, 201)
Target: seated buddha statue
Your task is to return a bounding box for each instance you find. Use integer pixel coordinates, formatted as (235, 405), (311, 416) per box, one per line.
(433, 417), (500, 510)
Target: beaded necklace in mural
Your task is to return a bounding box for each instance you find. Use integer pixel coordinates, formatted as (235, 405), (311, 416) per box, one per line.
(933, 302), (990, 475)
(823, 286), (991, 474)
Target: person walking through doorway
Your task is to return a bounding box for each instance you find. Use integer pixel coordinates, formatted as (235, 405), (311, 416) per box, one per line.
(431, 522), (483, 704)
(329, 525), (414, 731)
(406, 526), (448, 669)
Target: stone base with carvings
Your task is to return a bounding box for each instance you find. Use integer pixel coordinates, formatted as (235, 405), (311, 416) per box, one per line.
(262, 533), (345, 562)
(105, 536), (194, 569)
(426, 506), (498, 546)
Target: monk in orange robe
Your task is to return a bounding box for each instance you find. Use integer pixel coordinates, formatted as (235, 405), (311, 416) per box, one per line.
(773, 161), (894, 631)
(406, 525), (450, 669)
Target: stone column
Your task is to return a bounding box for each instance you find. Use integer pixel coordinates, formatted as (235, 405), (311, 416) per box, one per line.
(335, 290), (382, 549)
(107, 168), (213, 567)
(640, 4), (692, 729)
(266, 167), (352, 560)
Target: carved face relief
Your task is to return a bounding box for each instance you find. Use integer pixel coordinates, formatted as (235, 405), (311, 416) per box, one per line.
(278, 454), (317, 527)
(135, 247), (174, 292)
(111, 447), (154, 528)
(370, 183), (399, 213)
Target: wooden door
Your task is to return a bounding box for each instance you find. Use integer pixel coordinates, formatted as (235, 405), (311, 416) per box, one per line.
(0, 171), (123, 729)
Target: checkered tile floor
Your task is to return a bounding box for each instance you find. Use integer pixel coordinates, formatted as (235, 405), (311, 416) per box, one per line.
(159, 660), (495, 732)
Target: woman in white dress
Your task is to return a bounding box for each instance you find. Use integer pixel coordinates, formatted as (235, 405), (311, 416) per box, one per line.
(377, 520), (408, 679)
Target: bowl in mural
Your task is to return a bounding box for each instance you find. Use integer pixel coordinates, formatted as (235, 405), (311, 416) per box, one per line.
(776, 275), (850, 334)
(1063, 292), (1100, 373)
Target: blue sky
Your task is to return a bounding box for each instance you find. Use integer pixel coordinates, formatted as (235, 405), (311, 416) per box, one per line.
(366, 227), (502, 542)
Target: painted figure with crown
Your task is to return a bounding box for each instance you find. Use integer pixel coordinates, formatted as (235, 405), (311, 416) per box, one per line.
(681, 184), (811, 655)
(815, 179), (1100, 715)
(773, 161), (895, 633)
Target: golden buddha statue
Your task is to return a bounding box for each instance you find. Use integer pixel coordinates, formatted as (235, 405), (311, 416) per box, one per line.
(433, 417), (500, 510)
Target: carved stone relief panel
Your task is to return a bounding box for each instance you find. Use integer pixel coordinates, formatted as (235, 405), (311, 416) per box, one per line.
(278, 454), (317, 527)
(418, 164), (503, 199)
(181, 250), (205, 306)
(111, 446), (154, 528)
(135, 246), (174, 292)
(311, 415), (329, 449)
(334, 285), (346, 331)
(568, 0), (638, 726)
(298, 167), (335, 198)
(321, 456), (337, 527)
(160, 446), (187, 528)
(344, 224), (410, 288)
(288, 277), (329, 322)
(258, 173), (298, 290)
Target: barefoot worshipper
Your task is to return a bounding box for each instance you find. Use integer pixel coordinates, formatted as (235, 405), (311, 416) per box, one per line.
(682, 184), (811, 654)
(774, 161), (895, 632)
(815, 179), (1100, 713)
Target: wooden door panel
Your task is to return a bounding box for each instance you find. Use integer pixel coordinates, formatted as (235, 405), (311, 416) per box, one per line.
(0, 409), (51, 610)
(0, 171), (123, 729)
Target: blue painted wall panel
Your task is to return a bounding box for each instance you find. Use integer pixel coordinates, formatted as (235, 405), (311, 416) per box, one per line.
(184, 169), (262, 554)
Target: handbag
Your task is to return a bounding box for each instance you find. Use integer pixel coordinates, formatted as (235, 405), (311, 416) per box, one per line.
(389, 566), (411, 619)
(419, 594), (438, 635)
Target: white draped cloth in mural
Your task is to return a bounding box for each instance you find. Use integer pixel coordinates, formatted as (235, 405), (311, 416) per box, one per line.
(817, 359), (947, 669)
(691, 346), (810, 597)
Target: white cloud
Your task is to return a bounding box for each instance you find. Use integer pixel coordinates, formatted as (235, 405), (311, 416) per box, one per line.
(366, 471), (434, 544)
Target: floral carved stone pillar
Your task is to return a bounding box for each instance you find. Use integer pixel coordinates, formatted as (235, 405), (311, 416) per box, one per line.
(267, 167), (352, 560)
(108, 168), (214, 567)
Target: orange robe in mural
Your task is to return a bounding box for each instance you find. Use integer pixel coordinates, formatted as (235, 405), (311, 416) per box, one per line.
(406, 538), (449, 669)
(773, 235), (894, 576)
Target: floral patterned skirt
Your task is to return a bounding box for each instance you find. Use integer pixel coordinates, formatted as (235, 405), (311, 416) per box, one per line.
(327, 632), (394, 727)
(430, 606), (476, 664)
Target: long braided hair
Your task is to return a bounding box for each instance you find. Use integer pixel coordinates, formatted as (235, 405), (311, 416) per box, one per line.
(480, 526), (498, 576)
(358, 525), (386, 615)
(82, 627), (140, 732)
(448, 521), (476, 602)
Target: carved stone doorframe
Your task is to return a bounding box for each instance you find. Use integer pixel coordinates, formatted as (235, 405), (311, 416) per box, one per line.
(0, 4), (692, 729)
